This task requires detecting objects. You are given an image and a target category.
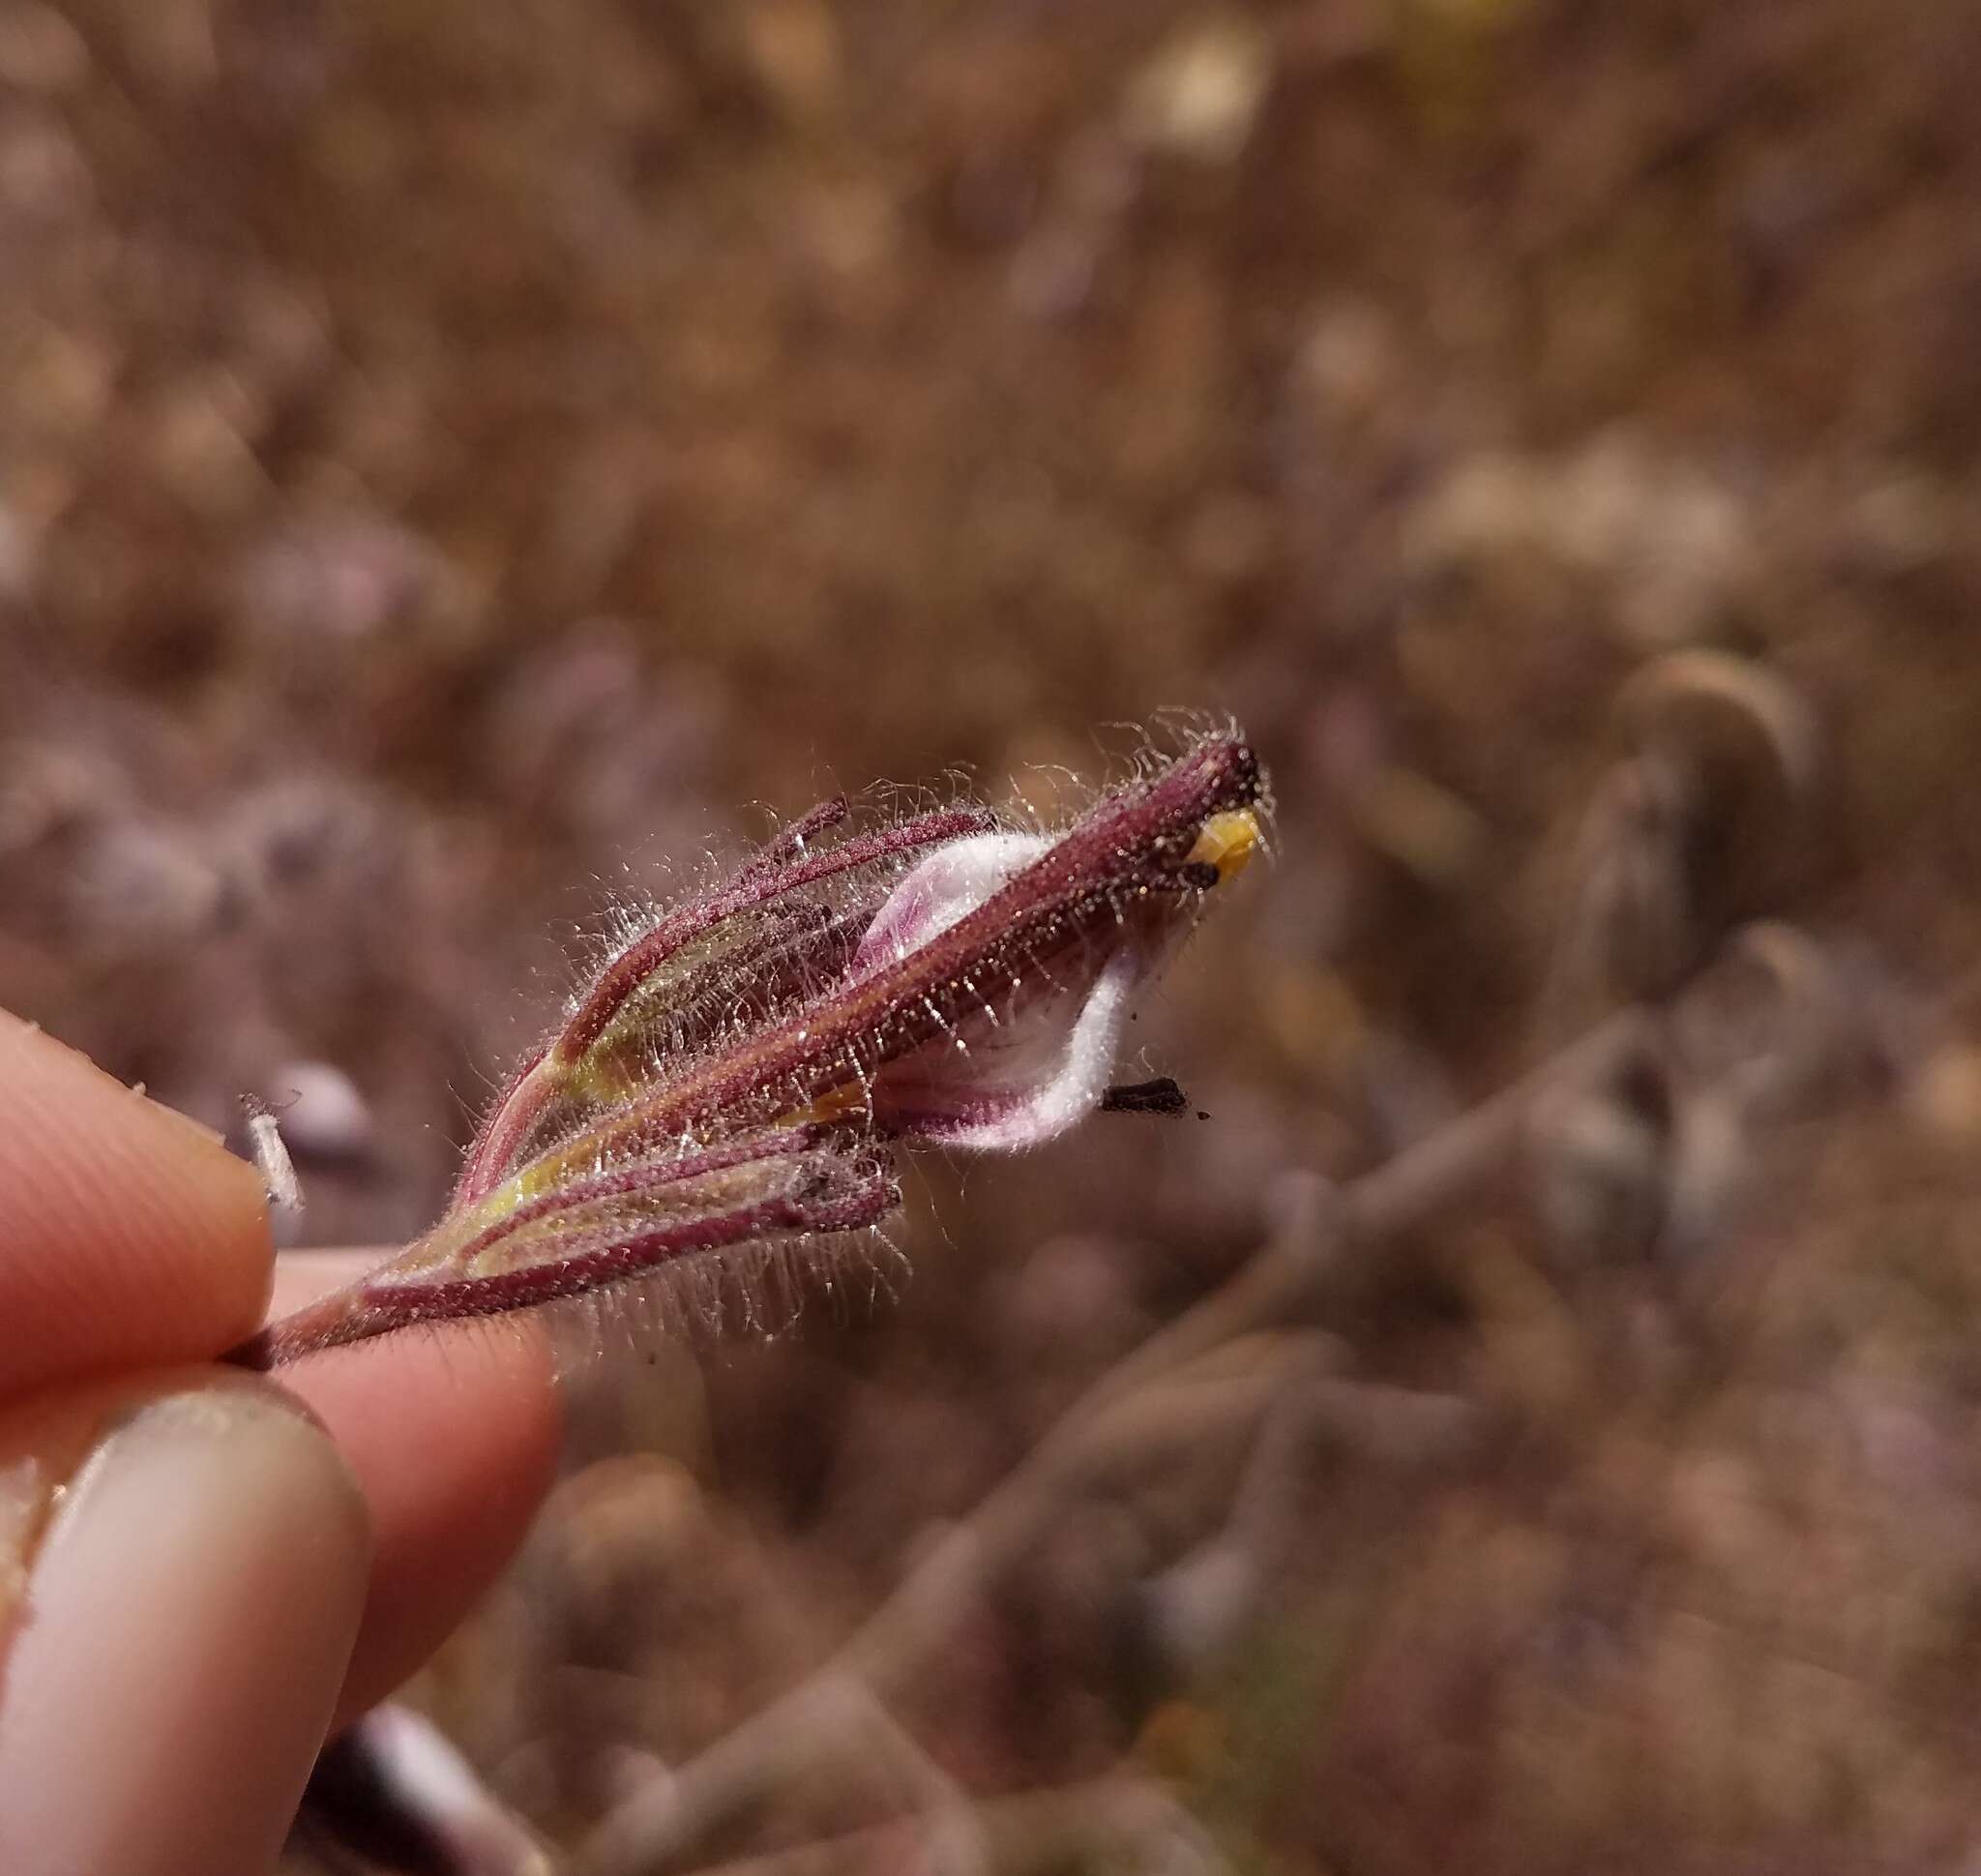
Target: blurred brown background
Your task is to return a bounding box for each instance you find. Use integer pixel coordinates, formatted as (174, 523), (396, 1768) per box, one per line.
(5, 1), (1981, 1870)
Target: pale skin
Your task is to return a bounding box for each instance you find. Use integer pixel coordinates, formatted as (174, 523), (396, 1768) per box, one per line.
(0, 1009), (562, 1875)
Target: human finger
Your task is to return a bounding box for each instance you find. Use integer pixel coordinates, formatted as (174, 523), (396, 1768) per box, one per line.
(0, 1012), (271, 1401)
(267, 1253), (561, 1722)
(0, 1369), (371, 1875)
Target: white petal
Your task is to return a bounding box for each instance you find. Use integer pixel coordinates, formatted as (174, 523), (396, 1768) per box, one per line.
(872, 949), (1143, 1151)
(853, 832), (1052, 972)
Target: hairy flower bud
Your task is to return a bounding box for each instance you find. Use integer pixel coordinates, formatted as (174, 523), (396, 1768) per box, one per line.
(237, 731), (1267, 1367)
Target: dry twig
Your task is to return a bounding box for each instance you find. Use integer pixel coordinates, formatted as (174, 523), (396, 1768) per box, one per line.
(576, 1009), (1650, 1876)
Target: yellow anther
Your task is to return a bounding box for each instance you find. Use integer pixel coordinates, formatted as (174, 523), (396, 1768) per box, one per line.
(1185, 808), (1260, 883)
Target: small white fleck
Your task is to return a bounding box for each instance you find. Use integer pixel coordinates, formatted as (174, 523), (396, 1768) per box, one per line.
(241, 1097), (304, 1215)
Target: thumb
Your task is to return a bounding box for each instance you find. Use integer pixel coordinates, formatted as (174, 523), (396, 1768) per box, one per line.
(0, 1373), (372, 1876)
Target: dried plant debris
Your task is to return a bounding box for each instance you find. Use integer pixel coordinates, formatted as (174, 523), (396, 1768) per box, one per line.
(235, 730), (1267, 1368)
(1551, 651), (1822, 1018)
(241, 1091), (304, 1217)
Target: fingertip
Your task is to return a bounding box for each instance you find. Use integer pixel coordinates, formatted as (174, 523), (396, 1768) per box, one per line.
(0, 1014), (273, 1397)
(0, 1373), (371, 1876)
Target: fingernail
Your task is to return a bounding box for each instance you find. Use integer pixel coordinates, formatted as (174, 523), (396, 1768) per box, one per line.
(0, 1385), (371, 1876)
